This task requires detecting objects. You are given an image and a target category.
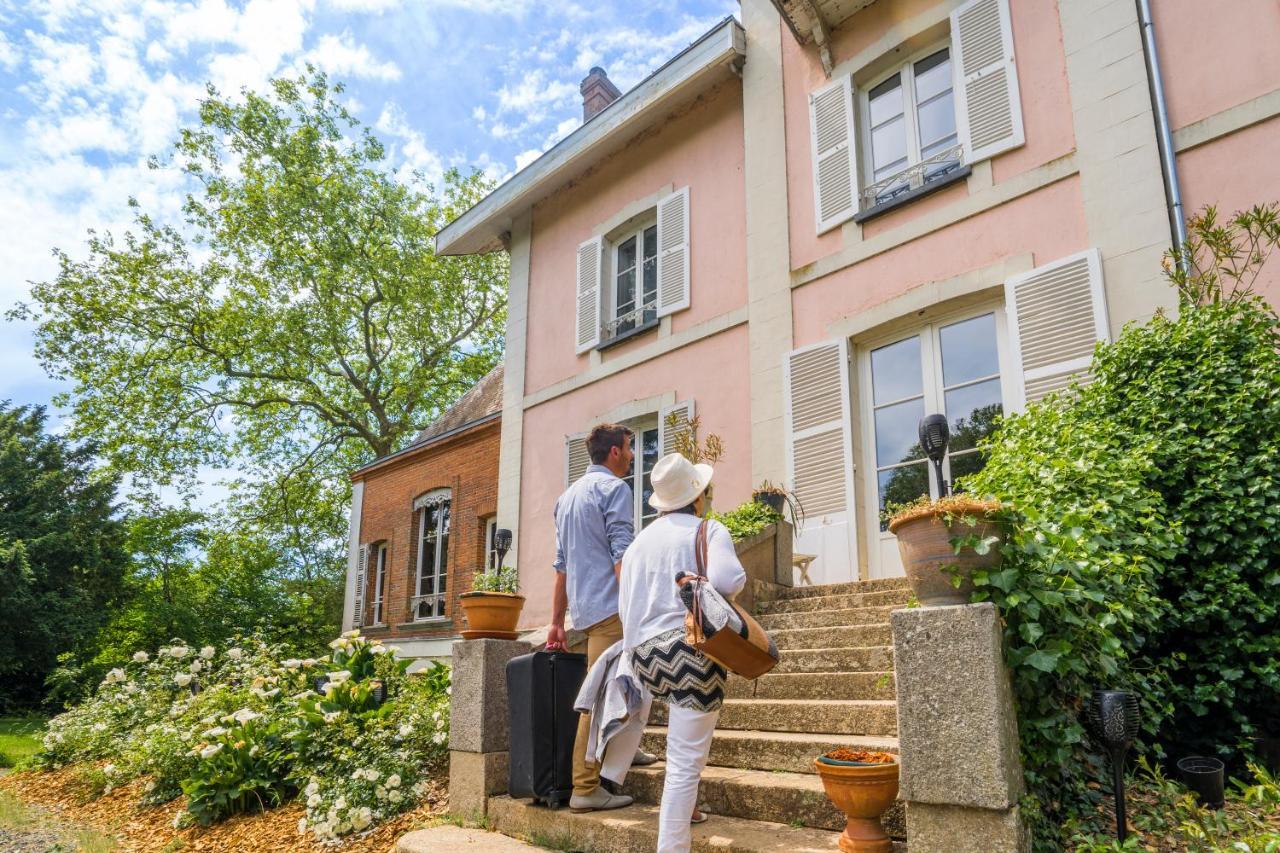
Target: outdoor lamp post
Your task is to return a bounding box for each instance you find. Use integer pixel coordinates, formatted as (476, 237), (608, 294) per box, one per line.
(918, 414), (951, 497)
(1085, 689), (1141, 842)
(494, 528), (512, 570)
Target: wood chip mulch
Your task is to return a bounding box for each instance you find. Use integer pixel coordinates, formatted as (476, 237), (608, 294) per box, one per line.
(0, 767), (450, 852)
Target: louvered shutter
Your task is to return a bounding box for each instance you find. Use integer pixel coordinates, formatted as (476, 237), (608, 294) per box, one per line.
(656, 187), (690, 317)
(658, 400), (695, 458)
(575, 237), (603, 354)
(1004, 248), (1109, 408)
(351, 544), (370, 628)
(565, 432), (591, 487)
(952, 0), (1024, 163)
(784, 341), (857, 585)
(809, 75), (858, 233)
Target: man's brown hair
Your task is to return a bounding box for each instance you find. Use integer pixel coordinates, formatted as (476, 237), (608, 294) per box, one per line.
(586, 423), (632, 465)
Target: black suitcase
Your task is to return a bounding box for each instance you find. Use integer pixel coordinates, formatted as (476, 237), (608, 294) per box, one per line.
(506, 650), (587, 808)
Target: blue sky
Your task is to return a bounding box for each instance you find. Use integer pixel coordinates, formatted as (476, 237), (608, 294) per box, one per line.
(0, 0), (736, 423)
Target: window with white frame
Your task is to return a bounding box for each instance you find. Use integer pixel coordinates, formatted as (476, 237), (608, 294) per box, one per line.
(413, 489), (451, 620)
(860, 45), (962, 209)
(371, 543), (388, 626)
(628, 420), (661, 530)
(484, 516), (499, 572)
(605, 222), (658, 340)
(860, 309), (1011, 574)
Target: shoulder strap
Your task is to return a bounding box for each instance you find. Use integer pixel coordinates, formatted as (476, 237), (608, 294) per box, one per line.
(695, 518), (709, 576)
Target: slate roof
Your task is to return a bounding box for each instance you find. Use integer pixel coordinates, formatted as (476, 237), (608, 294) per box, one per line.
(412, 363), (504, 445)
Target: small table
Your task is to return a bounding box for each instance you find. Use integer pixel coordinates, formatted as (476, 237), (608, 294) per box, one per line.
(792, 553), (818, 586)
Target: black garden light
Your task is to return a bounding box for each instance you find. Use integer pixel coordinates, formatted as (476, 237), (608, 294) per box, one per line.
(1085, 689), (1141, 842)
(918, 414), (951, 497)
(494, 528), (513, 570)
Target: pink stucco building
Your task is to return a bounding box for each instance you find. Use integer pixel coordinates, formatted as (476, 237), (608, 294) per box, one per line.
(425, 0), (1280, 633)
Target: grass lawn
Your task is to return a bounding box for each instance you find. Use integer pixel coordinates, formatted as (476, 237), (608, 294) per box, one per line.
(0, 716), (45, 769)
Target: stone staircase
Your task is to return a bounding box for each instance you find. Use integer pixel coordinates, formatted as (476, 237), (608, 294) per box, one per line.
(486, 577), (912, 852)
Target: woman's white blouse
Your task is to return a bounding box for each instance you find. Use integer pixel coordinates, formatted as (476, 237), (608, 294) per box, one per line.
(618, 513), (747, 650)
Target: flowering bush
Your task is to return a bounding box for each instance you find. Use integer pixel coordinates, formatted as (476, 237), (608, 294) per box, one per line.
(33, 630), (451, 840)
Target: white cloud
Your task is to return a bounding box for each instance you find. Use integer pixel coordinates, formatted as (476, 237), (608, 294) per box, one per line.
(327, 0), (400, 11)
(0, 31), (22, 71)
(512, 147), (540, 171)
(375, 102), (444, 187)
(307, 31), (401, 81)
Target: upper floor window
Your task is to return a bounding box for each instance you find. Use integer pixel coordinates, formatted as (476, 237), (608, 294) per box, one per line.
(861, 46), (963, 209)
(371, 543), (388, 626)
(413, 489), (451, 621)
(605, 222), (659, 340)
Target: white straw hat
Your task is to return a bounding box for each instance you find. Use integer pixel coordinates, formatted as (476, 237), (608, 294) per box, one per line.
(648, 453), (715, 512)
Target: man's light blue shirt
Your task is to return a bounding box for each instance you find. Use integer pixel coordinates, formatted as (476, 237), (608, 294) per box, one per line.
(553, 464), (635, 631)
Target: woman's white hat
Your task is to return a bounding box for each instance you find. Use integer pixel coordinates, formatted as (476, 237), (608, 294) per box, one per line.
(648, 453), (715, 512)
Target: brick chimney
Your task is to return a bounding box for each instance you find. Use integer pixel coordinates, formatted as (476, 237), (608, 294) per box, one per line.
(580, 66), (622, 122)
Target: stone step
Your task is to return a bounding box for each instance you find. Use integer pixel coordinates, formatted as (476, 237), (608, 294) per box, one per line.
(641, 726), (899, 775)
(759, 605), (898, 631)
(727, 671), (895, 701)
(775, 645), (896, 674)
(649, 698), (897, 736)
(623, 762), (905, 839)
(771, 623), (892, 650)
(756, 589), (912, 615)
(488, 794), (851, 852)
(777, 578), (910, 600)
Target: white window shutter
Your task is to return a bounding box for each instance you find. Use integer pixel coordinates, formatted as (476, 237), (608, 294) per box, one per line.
(952, 0), (1024, 163)
(809, 75), (858, 234)
(575, 237), (603, 353)
(565, 432), (591, 487)
(656, 187), (690, 317)
(352, 544), (369, 628)
(658, 400), (695, 458)
(784, 341), (858, 585)
(1004, 248), (1109, 408)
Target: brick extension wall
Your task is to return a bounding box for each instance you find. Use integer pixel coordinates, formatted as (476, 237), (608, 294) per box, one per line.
(352, 417), (501, 642)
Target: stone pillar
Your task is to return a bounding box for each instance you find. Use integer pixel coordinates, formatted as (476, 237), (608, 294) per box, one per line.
(448, 638), (530, 819)
(891, 603), (1029, 853)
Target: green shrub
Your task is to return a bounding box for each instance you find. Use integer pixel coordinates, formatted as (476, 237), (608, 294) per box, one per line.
(180, 710), (291, 825)
(711, 501), (782, 542)
(963, 205), (1280, 850)
(471, 564), (519, 594)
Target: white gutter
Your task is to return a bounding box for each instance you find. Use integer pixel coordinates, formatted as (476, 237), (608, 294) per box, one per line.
(436, 17), (746, 257)
(1136, 0), (1188, 265)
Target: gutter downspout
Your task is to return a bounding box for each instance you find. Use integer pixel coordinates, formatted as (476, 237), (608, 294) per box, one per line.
(1136, 0), (1188, 266)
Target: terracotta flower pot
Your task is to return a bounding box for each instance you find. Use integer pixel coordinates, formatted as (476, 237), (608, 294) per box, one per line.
(888, 502), (1004, 607)
(458, 592), (525, 640)
(814, 757), (900, 853)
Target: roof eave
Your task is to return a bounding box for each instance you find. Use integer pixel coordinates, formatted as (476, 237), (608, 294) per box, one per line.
(435, 17), (746, 257)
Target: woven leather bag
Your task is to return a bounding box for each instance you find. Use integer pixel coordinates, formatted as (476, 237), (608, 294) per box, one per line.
(680, 520), (780, 680)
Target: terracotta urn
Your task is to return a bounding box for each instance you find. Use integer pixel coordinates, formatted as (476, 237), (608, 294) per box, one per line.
(888, 500), (1004, 607)
(813, 756), (900, 853)
(458, 591), (525, 640)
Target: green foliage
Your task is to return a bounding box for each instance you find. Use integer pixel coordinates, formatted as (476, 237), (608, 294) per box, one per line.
(0, 716), (45, 768)
(471, 564), (520, 594)
(0, 403), (128, 710)
(963, 205), (1280, 850)
(711, 501), (783, 542)
(180, 710), (291, 826)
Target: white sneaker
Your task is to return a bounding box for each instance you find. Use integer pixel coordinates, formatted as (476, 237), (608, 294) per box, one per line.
(569, 787), (634, 813)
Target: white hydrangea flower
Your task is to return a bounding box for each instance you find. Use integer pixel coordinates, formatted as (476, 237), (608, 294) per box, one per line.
(226, 648), (244, 660)
(365, 768), (380, 782)
(432, 731), (446, 745)
(297, 817), (307, 835)
(351, 807), (372, 830)
(398, 724), (414, 737)
(92, 722), (107, 732)
(174, 673), (193, 687)
(229, 708), (260, 724)
(388, 789), (403, 803)
(133, 651), (149, 663)
(200, 743), (222, 759)
(104, 668), (126, 684)
(200, 646), (215, 659)
(281, 659), (302, 670)
(305, 780), (319, 796)
(302, 658), (318, 667)
(203, 727), (227, 738)
(375, 786), (387, 800)
(103, 763), (116, 775)
(307, 794), (321, 808)
(188, 660), (203, 674)
(334, 796), (347, 810)
(170, 645), (190, 658)
(386, 773), (401, 788)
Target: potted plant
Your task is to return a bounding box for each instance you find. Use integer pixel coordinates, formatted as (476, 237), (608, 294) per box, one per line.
(814, 748), (899, 852)
(887, 495), (1004, 607)
(459, 564), (524, 640)
(751, 480), (805, 528)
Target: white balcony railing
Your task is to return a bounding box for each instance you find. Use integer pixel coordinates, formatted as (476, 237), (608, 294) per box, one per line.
(603, 299), (658, 340)
(860, 143), (965, 210)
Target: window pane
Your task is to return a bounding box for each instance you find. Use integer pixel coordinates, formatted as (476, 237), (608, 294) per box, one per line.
(878, 463), (930, 529)
(949, 449), (988, 486)
(914, 49), (951, 103)
(874, 397), (927, 468)
(939, 313), (1000, 386)
(944, 378), (1003, 452)
(642, 226), (658, 309)
(641, 427), (659, 518)
(615, 267), (636, 314)
(868, 73), (903, 127)
(871, 336), (923, 405)
(437, 502), (450, 576)
(871, 116), (907, 176)
(617, 235), (637, 272)
(916, 91), (957, 150)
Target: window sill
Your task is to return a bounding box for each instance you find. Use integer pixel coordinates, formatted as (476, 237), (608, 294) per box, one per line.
(852, 165), (972, 225)
(596, 317), (660, 352)
(397, 617), (453, 630)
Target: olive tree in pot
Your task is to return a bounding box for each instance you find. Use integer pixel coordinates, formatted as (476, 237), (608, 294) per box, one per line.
(459, 528), (524, 640)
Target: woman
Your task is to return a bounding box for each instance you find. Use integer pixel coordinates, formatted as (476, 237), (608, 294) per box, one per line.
(618, 453), (746, 853)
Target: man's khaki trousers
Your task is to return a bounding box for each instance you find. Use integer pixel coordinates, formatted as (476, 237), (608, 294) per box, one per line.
(571, 613), (624, 796)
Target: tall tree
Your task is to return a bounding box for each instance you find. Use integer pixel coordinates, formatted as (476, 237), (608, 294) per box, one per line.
(14, 71), (507, 566)
(0, 404), (127, 709)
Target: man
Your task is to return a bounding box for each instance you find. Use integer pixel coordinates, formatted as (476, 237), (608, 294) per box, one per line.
(548, 422), (656, 813)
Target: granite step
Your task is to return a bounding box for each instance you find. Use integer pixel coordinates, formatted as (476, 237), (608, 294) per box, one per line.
(759, 605), (898, 631)
(649, 698), (897, 736)
(726, 671), (895, 701)
(776, 578), (910, 599)
(623, 762), (905, 838)
(771, 623), (893, 650)
(774, 645), (896, 674)
(641, 726), (899, 775)
(487, 794), (854, 852)
(756, 589), (912, 615)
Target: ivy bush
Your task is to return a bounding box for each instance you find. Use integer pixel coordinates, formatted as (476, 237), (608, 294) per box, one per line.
(711, 500), (783, 542)
(962, 205), (1280, 850)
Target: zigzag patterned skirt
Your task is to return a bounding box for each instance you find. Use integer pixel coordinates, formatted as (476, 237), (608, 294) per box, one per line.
(631, 628), (726, 713)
